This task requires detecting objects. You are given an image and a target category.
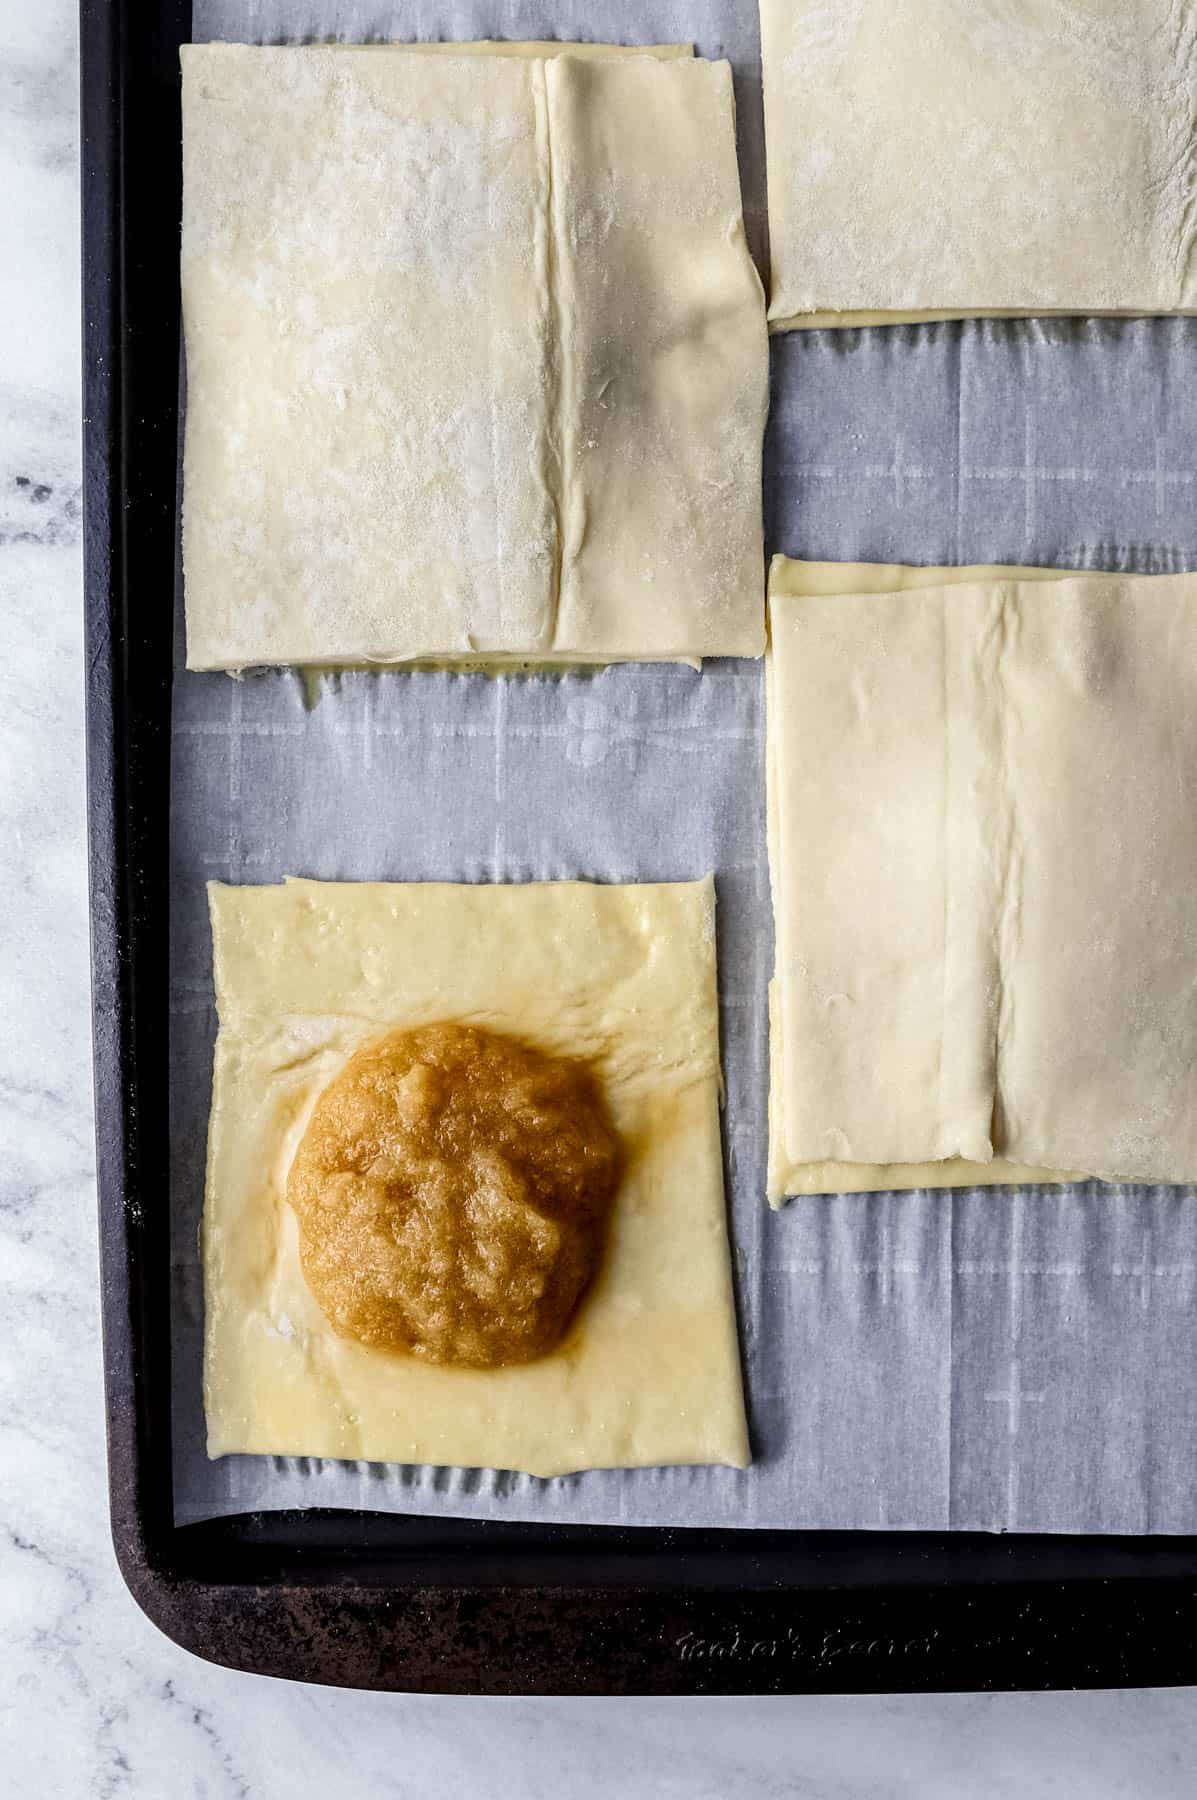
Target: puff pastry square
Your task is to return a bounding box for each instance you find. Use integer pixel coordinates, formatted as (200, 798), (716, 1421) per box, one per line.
(203, 877), (749, 1476)
(760, 0), (1197, 328)
(768, 558), (1197, 1199)
(181, 44), (767, 667)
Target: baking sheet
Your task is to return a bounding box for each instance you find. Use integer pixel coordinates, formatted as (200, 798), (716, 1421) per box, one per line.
(171, 0), (1197, 1532)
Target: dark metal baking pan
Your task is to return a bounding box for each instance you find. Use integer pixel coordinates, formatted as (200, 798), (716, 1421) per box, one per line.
(81, 0), (1197, 1692)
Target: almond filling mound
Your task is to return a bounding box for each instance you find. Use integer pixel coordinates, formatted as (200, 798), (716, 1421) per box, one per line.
(286, 1022), (623, 1369)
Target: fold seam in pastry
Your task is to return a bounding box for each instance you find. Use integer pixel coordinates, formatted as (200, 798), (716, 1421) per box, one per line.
(989, 584), (1022, 1159)
(936, 588), (952, 1158)
(531, 59), (564, 654)
(1160, 0), (1197, 291)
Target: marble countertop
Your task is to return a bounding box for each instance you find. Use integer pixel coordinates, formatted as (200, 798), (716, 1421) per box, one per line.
(3, 0), (1197, 1789)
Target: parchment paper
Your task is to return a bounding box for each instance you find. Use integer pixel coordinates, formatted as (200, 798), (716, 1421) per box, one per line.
(171, 0), (1197, 1532)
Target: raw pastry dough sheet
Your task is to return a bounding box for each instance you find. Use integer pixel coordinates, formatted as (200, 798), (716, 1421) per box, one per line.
(172, 0), (1197, 1534)
(204, 878), (748, 1476)
(181, 40), (766, 668)
(760, 0), (1197, 327)
(765, 559), (1073, 1202)
(769, 564), (1197, 1190)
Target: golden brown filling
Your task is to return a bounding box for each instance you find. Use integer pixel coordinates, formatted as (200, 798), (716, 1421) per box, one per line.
(286, 1022), (623, 1369)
